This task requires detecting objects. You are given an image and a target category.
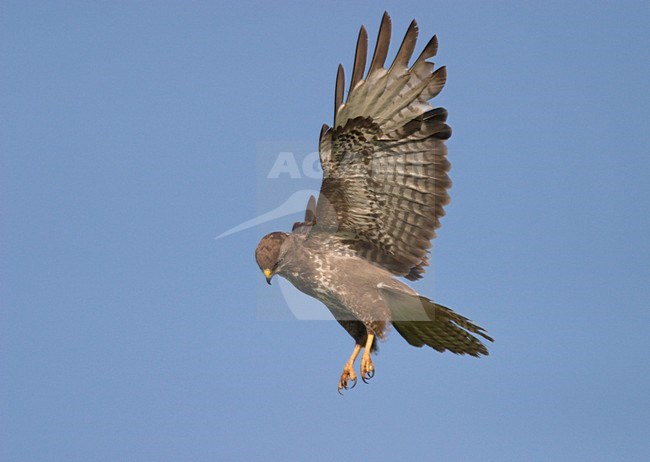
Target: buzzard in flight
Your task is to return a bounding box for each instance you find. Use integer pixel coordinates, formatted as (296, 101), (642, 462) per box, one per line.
(255, 13), (492, 393)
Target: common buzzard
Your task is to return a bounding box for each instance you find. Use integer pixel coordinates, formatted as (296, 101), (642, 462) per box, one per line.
(255, 13), (492, 393)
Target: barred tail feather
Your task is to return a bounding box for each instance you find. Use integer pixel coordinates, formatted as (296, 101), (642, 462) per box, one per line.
(380, 286), (493, 356)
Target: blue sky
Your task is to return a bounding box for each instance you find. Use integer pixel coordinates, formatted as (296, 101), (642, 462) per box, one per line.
(2, 1), (649, 460)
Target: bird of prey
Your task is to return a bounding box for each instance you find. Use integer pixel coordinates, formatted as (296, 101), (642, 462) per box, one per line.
(255, 13), (493, 393)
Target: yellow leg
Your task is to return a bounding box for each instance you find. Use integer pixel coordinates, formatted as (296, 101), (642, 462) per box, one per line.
(338, 344), (361, 394)
(360, 333), (375, 383)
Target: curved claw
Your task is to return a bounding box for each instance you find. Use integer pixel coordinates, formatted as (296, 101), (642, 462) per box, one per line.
(338, 374), (356, 393)
(360, 356), (375, 383)
(338, 361), (358, 393)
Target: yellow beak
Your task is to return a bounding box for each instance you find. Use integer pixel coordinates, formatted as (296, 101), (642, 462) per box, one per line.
(263, 268), (273, 285)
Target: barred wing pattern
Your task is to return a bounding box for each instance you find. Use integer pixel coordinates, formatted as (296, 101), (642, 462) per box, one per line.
(315, 13), (452, 280)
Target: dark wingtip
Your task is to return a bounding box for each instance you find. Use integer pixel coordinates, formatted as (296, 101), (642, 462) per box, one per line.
(391, 19), (419, 70)
(348, 25), (368, 97)
(412, 34), (438, 70)
(334, 64), (345, 122)
(368, 11), (392, 75)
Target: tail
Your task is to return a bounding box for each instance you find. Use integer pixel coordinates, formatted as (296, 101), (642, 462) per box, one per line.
(379, 286), (493, 356)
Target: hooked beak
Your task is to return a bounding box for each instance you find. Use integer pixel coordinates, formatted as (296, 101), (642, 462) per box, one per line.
(263, 268), (273, 285)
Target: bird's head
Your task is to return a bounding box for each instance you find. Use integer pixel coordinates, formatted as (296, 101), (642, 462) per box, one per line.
(254, 232), (289, 285)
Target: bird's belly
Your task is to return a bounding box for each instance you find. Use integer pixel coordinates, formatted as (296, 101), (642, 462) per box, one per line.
(279, 258), (394, 323)
(280, 270), (368, 322)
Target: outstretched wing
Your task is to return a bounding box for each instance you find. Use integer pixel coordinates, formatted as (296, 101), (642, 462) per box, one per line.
(314, 13), (451, 280)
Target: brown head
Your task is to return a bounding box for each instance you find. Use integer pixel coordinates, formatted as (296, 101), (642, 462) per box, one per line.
(254, 232), (289, 284)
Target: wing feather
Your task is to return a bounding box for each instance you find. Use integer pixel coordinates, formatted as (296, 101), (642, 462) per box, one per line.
(292, 195), (318, 233)
(334, 64), (344, 122)
(314, 14), (452, 280)
(411, 34), (438, 70)
(368, 12), (391, 75)
(389, 20), (418, 71)
(349, 26), (368, 96)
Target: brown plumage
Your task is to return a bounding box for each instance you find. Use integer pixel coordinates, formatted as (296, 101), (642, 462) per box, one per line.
(254, 13), (492, 393)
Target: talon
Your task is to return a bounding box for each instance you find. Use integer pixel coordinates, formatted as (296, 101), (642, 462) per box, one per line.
(360, 352), (375, 384)
(337, 343), (362, 393)
(338, 362), (357, 393)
